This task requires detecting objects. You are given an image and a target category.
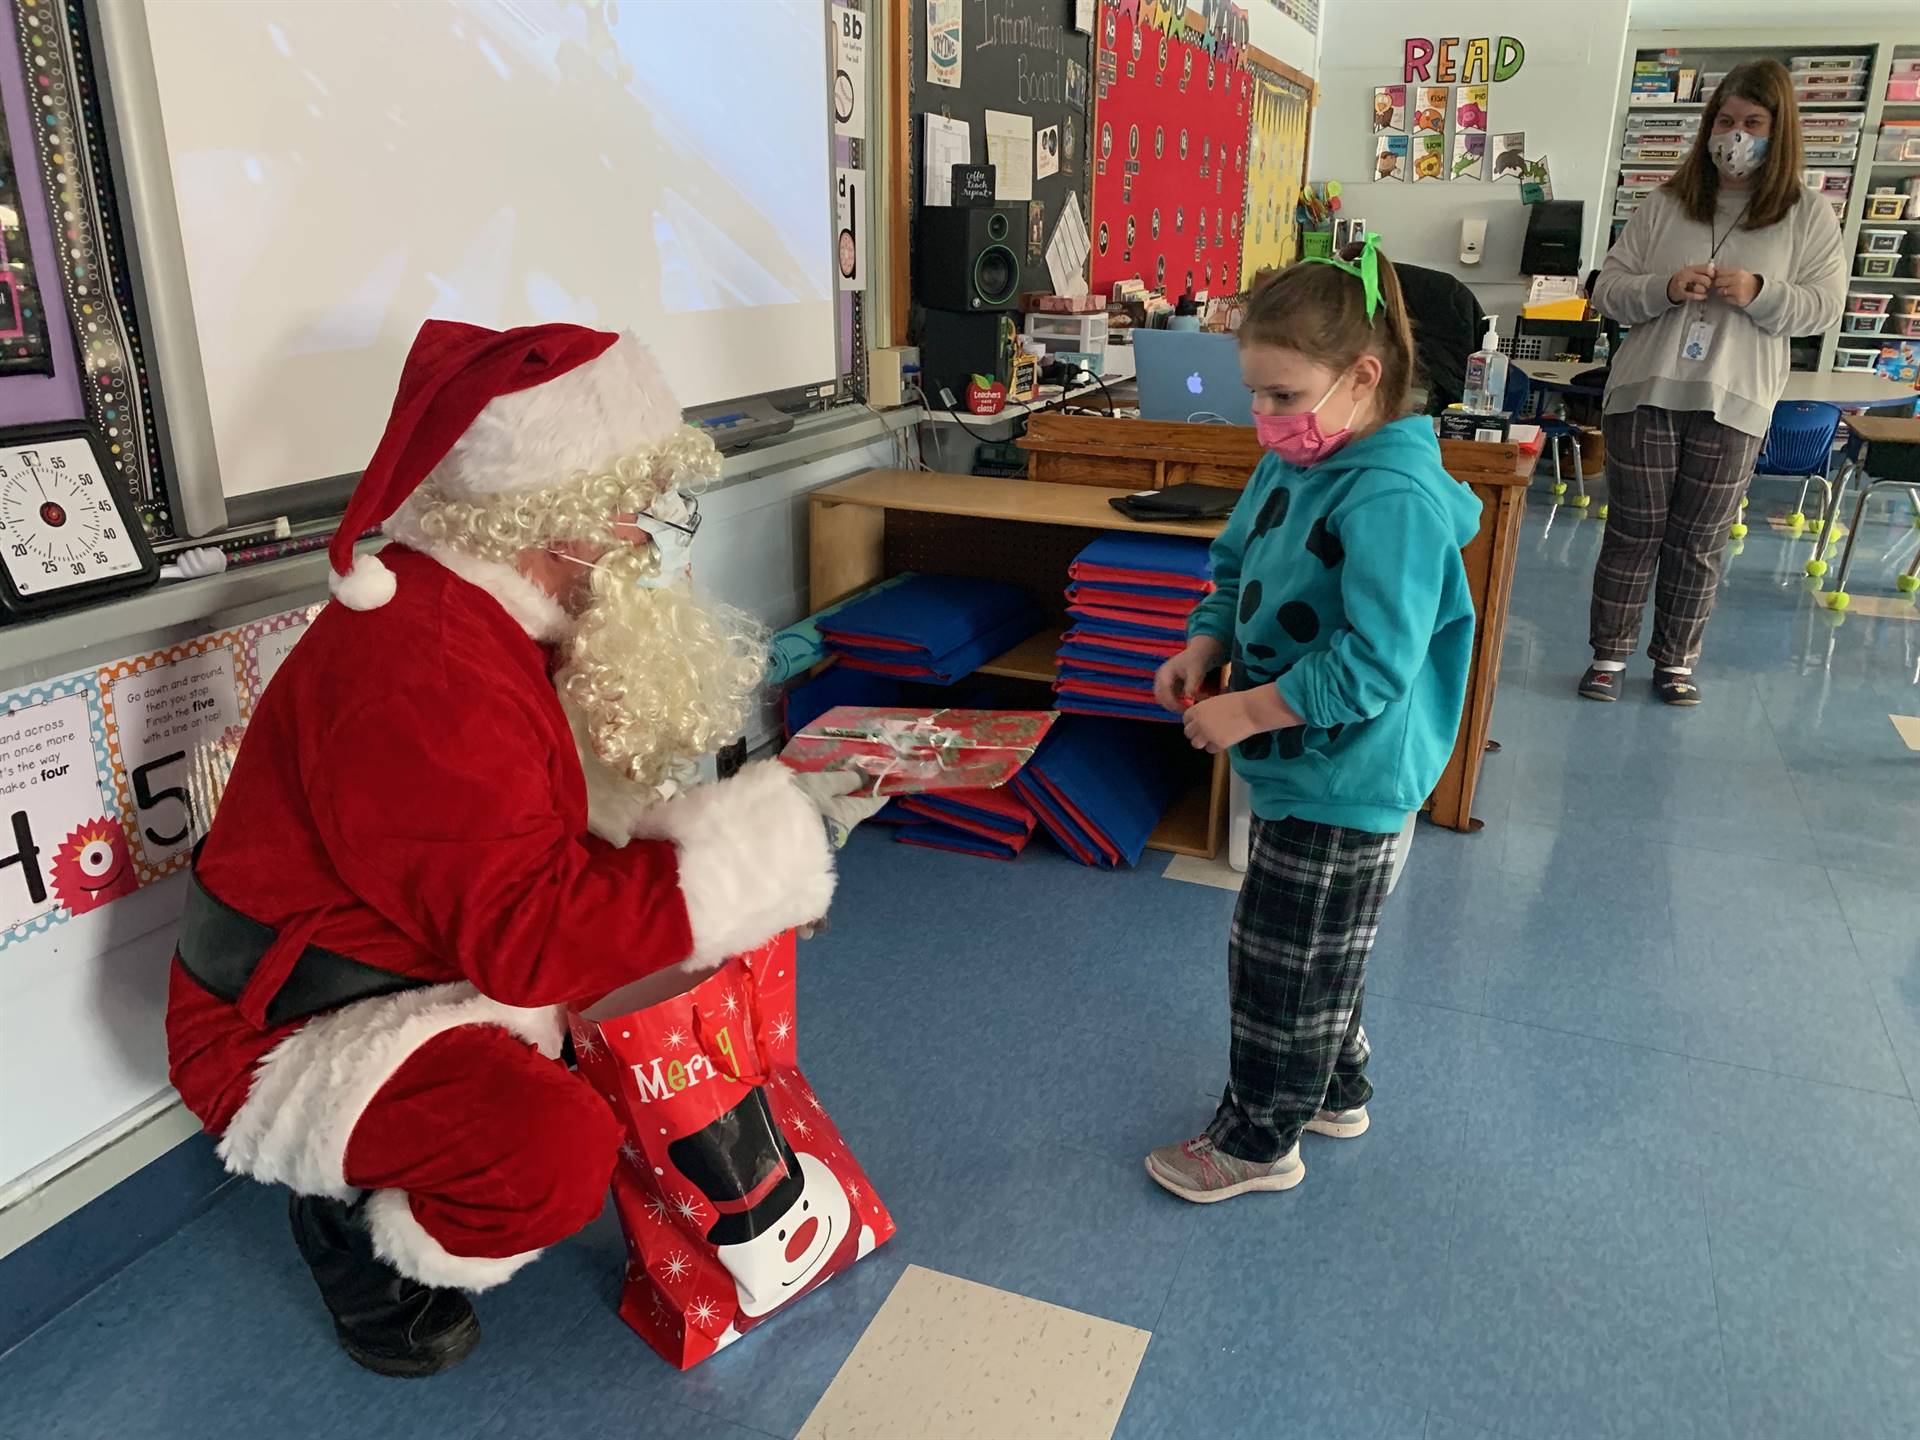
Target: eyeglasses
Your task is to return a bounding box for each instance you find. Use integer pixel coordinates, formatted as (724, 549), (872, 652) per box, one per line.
(638, 491), (701, 540)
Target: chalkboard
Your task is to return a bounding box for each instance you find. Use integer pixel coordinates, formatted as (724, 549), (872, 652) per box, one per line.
(906, 0), (1094, 299)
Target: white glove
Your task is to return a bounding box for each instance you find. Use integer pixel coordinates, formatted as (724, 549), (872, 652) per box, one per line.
(790, 768), (889, 848)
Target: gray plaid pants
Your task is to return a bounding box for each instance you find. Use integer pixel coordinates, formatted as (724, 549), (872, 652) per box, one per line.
(1207, 815), (1397, 1164)
(1589, 406), (1764, 669)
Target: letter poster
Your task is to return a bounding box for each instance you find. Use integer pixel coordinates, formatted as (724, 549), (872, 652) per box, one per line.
(0, 675), (120, 947)
(1090, 3), (1251, 298)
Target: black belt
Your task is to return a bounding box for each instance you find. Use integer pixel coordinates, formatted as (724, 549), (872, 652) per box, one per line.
(176, 858), (426, 1027)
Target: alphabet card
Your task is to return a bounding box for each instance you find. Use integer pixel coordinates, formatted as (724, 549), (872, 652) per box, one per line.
(1490, 131), (1527, 181)
(1412, 133), (1448, 181)
(1372, 85), (1406, 133)
(1456, 84), (1488, 133)
(1374, 133), (1409, 182)
(1451, 132), (1487, 181)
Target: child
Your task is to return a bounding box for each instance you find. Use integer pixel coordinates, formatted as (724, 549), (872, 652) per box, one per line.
(1146, 236), (1481, 1203)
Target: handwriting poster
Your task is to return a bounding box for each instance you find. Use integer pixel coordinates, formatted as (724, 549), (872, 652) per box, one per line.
(243, 604), (322, 698)
(0, 675), (121, 948)
(1241, 68), (1313, 285)
(99, 634), (251, 882)
(1090, 3), (1250, 297)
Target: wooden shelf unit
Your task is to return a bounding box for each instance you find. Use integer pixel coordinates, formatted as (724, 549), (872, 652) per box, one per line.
(807, 417), (1531, 859)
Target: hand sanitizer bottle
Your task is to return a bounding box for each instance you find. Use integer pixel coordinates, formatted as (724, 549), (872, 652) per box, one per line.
(1462, 316), (1510, 412)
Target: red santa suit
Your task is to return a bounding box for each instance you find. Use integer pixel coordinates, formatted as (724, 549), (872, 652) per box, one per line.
(166, 322), (835, 1292)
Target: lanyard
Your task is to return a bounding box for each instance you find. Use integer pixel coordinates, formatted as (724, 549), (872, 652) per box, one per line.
(1697, 196), (1753, 321)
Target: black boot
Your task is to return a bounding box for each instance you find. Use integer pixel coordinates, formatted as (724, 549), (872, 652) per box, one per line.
(289, 1193), (482, 1378)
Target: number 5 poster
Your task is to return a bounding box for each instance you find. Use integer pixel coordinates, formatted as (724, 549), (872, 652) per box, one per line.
(98, 634), (250, 882)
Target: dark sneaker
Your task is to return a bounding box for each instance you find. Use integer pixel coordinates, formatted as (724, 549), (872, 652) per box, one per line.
(1653, 670), (1701, 706)
(1145, 1134), (1303, 1203)
(289, 1193), (482, 1378)
(1578, 665), (1620, 702)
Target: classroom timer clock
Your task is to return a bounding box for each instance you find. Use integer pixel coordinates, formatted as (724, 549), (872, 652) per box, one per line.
(0, 423), (159, 620)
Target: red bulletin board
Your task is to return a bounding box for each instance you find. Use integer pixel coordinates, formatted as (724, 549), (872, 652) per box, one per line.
(1090, 2), (1252, 299)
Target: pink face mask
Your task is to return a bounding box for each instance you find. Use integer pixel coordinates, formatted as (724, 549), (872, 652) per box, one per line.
(1253, 373), (1358, 466)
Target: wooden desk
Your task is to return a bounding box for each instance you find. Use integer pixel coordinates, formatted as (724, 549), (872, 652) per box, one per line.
(1022, 414), (1530, 833)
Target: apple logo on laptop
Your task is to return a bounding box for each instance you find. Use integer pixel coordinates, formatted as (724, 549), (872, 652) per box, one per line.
(1186, 372), (1205, 395)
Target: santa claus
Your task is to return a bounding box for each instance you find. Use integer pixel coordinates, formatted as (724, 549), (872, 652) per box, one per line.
(165, 321), (875, 1378)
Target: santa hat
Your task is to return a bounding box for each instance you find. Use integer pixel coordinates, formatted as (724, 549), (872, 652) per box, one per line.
(329, 319), (689, 610)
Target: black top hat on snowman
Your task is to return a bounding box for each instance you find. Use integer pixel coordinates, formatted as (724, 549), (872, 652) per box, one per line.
(667, 1087), (804, 1248)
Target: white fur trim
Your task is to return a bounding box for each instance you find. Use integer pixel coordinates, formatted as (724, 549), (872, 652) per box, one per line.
(377, 502), (574, 642)
(330, 552), (396, 611)
(629, 761), (836, 966)
(430, 336), (685, 499)
(363, 1188), (542, 1293)
(216, 982), (565, 1201)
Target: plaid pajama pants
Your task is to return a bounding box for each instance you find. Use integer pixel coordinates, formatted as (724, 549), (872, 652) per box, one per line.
(1206, 815), (1398, 1165)
(1589, 407), (1765, 670)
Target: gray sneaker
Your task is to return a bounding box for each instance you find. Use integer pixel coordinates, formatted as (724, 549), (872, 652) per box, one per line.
(1144, 1135), (1304, 1203)
(1304, 1106), (1371, 1138)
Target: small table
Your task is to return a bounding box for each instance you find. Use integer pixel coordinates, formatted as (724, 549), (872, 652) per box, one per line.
(1519, 360), (1920, 411)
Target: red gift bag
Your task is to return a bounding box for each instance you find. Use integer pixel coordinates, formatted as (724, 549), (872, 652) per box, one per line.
(569, 933), (895, 1369)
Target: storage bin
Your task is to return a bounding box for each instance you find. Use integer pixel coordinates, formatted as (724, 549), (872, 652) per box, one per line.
(1833, 348), (1877, 373)
(1896, 316), (1920, 338)
(1803, 146), (1860, 166)
(1856, 254), (1901, 278)
(1842, 311), (1889, 335)
(1863, 192), (1912, 221)
(1795, 86), (1864, 104)
(1908, 254), (1920, 279)
(1893, 295), (1920, 316)
(1851, 292), (1894, 315)
(1888, 78), (1920, 103)
(1888, 58), (1920, 77)
(1860, 229), (1906, 255)
(1791, 55), (1869, 73)
(1877, 124), (1920, 162)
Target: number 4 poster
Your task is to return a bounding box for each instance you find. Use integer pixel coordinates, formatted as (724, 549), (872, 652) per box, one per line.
(0, 676), (123, 945)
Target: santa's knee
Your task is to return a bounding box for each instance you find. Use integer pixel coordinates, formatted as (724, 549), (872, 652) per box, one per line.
(347, 1025), (622, 1287)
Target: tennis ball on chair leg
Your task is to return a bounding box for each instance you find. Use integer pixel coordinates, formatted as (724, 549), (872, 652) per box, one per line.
(1598, 503), (1609, 519)
(1729, 521), (1748, 538)
(1806, 557), (1828, 577)
(1828, 591), (1850, 611)
(1897, 574), (1919, 595)
(1571, 493), (1591, 508)
(1785, 512), (1806, 530)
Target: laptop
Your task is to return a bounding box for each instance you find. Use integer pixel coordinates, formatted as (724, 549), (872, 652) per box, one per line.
(1132, 330), (1254, 426)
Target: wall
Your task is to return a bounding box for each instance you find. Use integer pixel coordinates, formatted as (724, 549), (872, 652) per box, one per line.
(1631, 0), (1918, 25)
(0, 435), (895, 1209)
(1314, 0), (1631, 319)
(1245, 0), (1320, 78)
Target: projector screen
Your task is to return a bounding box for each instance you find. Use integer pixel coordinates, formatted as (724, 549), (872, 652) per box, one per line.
(129, 0), (836, 501)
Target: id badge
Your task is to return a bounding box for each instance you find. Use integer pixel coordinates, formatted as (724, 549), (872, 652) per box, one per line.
(1681, 320), (1715, 363)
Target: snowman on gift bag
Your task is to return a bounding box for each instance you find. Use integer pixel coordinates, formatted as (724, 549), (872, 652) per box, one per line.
(669, 1086), (876, 1347)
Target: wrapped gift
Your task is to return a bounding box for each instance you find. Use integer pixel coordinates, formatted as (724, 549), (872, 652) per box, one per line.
(779, 706), (1057, 797)
(570, 933), (895, 1370)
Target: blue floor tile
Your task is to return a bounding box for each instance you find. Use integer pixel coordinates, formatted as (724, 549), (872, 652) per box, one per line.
(12, 474), (1920, 1438)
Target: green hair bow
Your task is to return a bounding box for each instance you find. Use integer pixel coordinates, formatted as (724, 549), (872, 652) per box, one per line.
(1304, 231), (1382, 324)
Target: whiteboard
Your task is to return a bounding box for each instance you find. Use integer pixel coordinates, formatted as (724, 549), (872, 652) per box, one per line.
(125, 0), (837, 501)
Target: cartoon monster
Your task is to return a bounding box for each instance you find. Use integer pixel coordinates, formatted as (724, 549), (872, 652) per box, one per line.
(51, 817), (138, 915)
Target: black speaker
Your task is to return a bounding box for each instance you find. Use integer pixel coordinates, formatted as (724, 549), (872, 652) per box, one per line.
(917, 308), (1013, 401)
(915, 205), (1024, 311)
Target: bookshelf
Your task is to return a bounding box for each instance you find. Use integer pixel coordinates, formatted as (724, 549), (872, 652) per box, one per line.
(1606, 28), (1920, 377)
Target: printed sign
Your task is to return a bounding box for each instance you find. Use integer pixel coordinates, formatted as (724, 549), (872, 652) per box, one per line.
(0, 679), (116, 940)
(832, 3), (867, 139)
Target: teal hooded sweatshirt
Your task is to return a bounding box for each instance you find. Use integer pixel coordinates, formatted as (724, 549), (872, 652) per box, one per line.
(1188, 416), (1482, 834)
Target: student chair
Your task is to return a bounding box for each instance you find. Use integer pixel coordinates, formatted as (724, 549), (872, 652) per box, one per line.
(1746, 401), (1841, 540)
(1818, 415), (1920, 610)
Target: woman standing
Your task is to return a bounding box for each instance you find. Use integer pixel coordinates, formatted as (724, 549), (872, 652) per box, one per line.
(1581, 60), (1844, 706)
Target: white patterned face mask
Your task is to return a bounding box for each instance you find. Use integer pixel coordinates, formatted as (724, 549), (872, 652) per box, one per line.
(1708, 129), (1768, 181)
(635, 489), (700, 589)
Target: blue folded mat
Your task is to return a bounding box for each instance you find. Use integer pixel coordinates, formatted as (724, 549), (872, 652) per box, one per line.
(1063, 608), (1189, 641)
(896, 821), (1022, 861)
(1054, 696), (1182, 725)
(822, 573), (1041, 658)
(833, 607), (1048, 685)
(1024, 715), (1185, 866)
(1055, 641), (1161, 674)
(1056, 664), (1156, 693)
(904, 791), (1033, 839)
(1072, 532), (1215, 582)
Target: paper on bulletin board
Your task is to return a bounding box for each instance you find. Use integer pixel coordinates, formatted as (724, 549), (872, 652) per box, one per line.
(1450, 132), (1487, 181)
(1490, 132), (1527, 181)
(836, 168), (866, 291)
(1374, 134), (1409, 182)
(1455, 84), (1488, 133)
(1046, 190), (1091, 298)
(984, 110), (1034, 203)
(1412, 87), (1448, 135)
(1372, 85), (1406, 133)
(926, 0), (961, 89)
(0, 676), (124, 945)
(1036, 124), (1060, 180)
(98, 635), (250, 882)
(923, 114), (970, 206)
(242, 605), (322, 698)
(1412, 133), (1447, 182)
(832, 3), (867, 140)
